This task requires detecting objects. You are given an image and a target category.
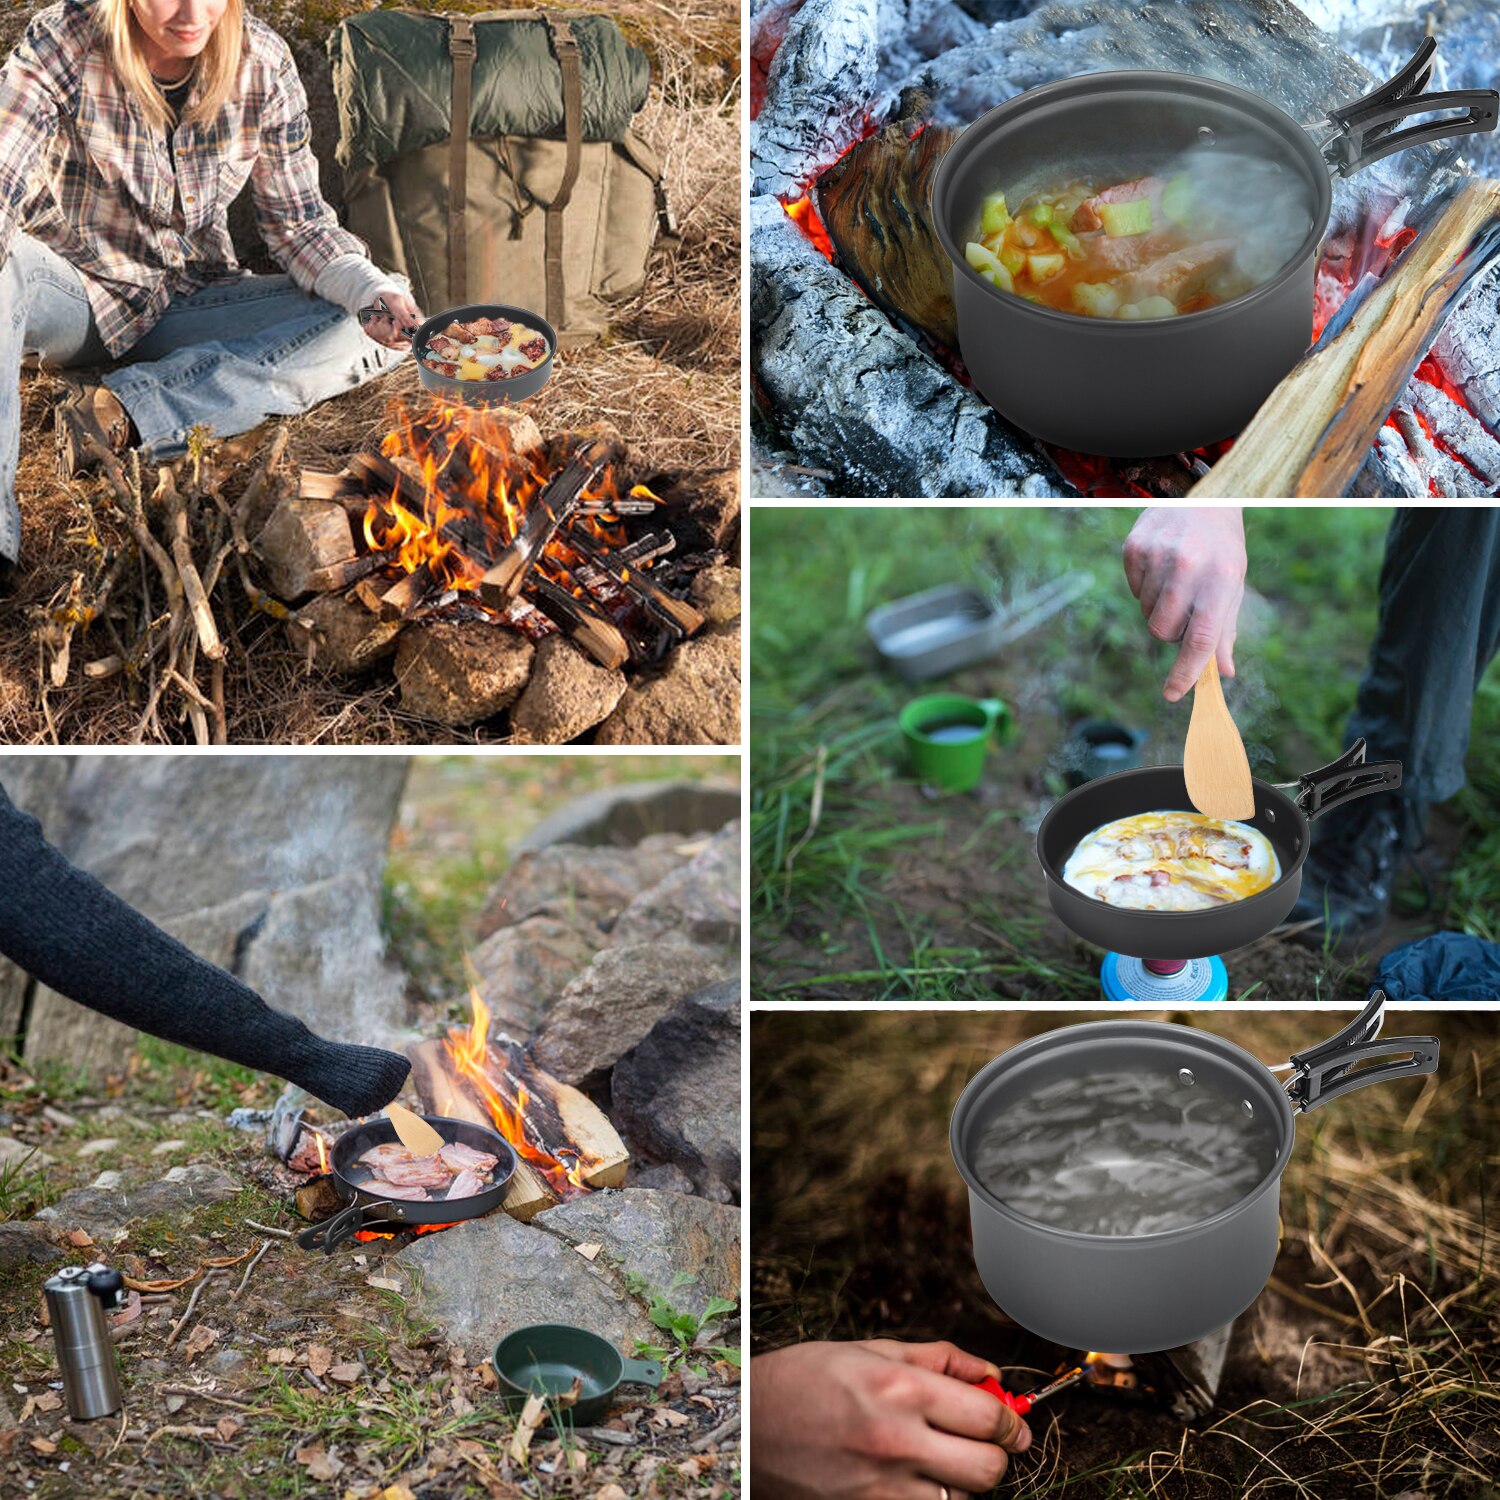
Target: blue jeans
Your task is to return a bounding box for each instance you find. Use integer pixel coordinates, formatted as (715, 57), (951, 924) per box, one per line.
(0, 232), (406, 564)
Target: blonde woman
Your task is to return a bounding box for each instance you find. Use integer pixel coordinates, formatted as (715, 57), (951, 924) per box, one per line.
(0, 0), (422, 585)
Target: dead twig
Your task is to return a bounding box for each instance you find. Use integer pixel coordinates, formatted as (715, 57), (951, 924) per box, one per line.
(229, 1239), (274, 1303)
(165, 1271), (218, 1349)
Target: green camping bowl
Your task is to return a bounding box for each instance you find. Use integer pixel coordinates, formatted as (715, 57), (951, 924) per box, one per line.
(493, 1324), (663, 1427)
(899, 693), (1015, 792)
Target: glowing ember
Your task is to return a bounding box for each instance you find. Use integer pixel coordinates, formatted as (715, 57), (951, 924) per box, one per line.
(782, 193), (835, 260)
(353, 1221), (461, 1242)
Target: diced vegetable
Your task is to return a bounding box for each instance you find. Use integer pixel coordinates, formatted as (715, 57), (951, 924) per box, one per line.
(965, 241), (1014, 293)
(1071, 282), (1122, 317)
(999, 245), (1026, 277)
(980, 193), (1012, 236)
(1135, 296), (1177, 319)
(1098, 198), (1153, 237)
(980, 230), (1005, 254)
(1046, 220), (1084, 258)
(1026, 203), (1055, 227)
(1014, 220), (1043, 248)
(1027, 252), (1067, 283)
(1115, 302), (1142, 319)
(1162, 172), (1193, 228)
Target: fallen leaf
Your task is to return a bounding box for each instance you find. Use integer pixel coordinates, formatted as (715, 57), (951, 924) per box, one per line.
(66, 1229), (93, 1248)
(306, 1345), (333, 1380)
(32, 1392), (61, 1414)
(125, 1272), (201, 1294)
(202, 1250), (253, 1269)
(376, 1485), (417, 1500)
(566, 1449), (589, 1472)
(365, 1275), (402, 1293)
(595, 1486), (629, 1500)
(16, 1398), (33, 1425)
(476, 1361), (498, 1391)
(181, 1324), (219, 1363)
(649, 1406), (691, 1429)
(573, 1242), (603, 1261)
(327, 1363), (363, 1386)
(29, 1436), (56, 1456)
(507, 1392), (548, 1464)
(164, 1394), (188, 1415)
(215, 1416), (240, 1442)
(295, 1442), (343, 1481)
(110, 1292), (143, 1328)
(266, 1347), (296, 1365)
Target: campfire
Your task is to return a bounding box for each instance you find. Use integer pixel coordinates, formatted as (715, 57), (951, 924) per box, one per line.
(255, 399), (723, 728)
(750, 0), (1500, 498)
(286, 984), (630, 1243)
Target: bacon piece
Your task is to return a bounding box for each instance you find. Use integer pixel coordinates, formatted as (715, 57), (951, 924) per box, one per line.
(484, 365), (514, 380)
(1072, 176), (1165, 233)
(365, 1178), (431, 1201)
(1122, 239), (1237, 306)
(517, 336), (548, 363)
(426, 334), (460, 358)
(425, 359), (460, 378)
(439, 1142), (499, 1174)
(375, 1154), (457, 1189)
(445, 1168), (486, 1200)
(360, 1143), (417, 1170)
(441, 321), (477, 342)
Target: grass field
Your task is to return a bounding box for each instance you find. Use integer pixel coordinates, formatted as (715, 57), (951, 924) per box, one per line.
(750, 507), (1500, 1002)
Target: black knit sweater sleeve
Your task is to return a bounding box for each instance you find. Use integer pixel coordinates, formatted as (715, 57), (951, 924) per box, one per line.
(0, 782), (409, 1118)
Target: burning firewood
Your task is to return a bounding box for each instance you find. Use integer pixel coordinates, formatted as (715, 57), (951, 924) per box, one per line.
(816, 90), (960, 348)
(478, 436), (619, 609)
(1191, 179), (1500, 498)
(564, 530), (705, 639)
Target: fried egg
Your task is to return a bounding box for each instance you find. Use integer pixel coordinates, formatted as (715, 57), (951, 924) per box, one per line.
(1061, 810), (1280, 912)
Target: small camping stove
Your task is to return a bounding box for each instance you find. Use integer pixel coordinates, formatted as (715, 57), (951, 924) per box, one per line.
(1072, 1319), (1236, 1422)
(1100, 953), (1228, 1004)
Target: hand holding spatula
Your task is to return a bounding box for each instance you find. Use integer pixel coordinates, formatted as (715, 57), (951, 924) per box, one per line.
(1183, 657), (1254, 820)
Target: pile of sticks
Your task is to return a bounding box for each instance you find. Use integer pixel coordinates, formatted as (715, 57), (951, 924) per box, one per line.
(37, 426), (292, 744)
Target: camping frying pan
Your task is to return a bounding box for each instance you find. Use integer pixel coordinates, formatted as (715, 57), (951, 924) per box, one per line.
(950, 994), (1439, 1351)
(930, 39), (1500, 454)
(295, 1114), (518, 1254)
(1035, 738), (1402, 960)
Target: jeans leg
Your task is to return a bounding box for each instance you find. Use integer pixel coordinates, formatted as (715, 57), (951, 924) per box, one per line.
(103, 275), (407, 458)
(1345, 507), (1500, 808)
(0, 234), (103, 563)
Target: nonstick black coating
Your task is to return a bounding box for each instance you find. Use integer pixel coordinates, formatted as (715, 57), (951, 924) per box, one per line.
(1036, 765), (1310, 960)
(297, 1115), (518, 1251)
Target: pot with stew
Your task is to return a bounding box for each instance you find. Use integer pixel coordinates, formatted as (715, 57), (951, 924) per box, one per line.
(930, 39), (1498, 455)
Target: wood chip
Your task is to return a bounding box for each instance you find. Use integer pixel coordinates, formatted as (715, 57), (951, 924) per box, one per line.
(66, 1229), (94, 1248)
(365, 1275), (402, 1293)
(265, 1347), (296, 1365)
(574, 1242), (603, 1261)
(29, 1437), (56, 1456)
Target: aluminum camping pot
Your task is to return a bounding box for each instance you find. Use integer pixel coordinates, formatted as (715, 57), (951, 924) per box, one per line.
(1035, 738), (1402, 961)
(950, 995), (1438, 1351)
(295, 1114), (518, 1254)
(930, 39), (1499, 455)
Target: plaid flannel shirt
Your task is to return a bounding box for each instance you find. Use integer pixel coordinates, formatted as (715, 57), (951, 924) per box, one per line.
(0, 0), (368, 356)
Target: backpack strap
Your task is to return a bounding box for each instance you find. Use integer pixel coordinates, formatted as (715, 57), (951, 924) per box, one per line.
(541, 11), (583, 329)
(447, 15), (477, 302)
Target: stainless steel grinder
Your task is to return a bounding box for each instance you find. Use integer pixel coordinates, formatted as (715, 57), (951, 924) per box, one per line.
(43, 1263), (126, 1419)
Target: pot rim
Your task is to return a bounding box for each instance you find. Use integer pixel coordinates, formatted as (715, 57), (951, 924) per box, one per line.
(1034, 762), (1311, 928)
(950, 1018), (1299, 1245)
(931, 68), (1333, 332)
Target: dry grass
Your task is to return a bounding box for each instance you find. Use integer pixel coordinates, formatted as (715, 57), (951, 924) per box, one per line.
(0, 0), (739, 744)
(751, 1010), (1500, 1498)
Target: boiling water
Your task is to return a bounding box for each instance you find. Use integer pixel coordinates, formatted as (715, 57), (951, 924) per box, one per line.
(922, 720), (986, 743)
(971, 1066), (1280, 1237)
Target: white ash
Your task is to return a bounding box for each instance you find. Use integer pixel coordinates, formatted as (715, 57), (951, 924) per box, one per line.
(751, 0), (882, 198)
(1435, 262), (1500, 431)
(751, 196), (1064, 497)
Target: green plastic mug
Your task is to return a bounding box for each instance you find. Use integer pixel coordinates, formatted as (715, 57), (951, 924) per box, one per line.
(493, 1323), (663, 1427)
(899, 693), (1014, 792)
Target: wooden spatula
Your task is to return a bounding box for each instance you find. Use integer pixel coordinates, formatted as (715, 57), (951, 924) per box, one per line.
(385, 1102), (445, 1158)
(1183, 658), (1255, 820)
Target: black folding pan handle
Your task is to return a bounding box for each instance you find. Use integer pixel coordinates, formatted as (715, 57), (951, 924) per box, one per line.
(1285, 990), (1439, 1113)
(1286, 738), (1403, 820)
(296, 1199), (404, 1254)
(1322, 38), (1498, 177)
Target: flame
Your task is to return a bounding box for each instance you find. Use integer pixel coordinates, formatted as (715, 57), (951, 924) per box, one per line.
(313, 1132), (328, 1174)
(782, 194), (835, 260)
(439, 982), (597, 1197)
(354, 1221), (460, 1242)
(358, 399), (642, 602)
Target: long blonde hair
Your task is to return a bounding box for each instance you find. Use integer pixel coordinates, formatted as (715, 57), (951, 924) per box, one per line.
(99, 0), (245, 134)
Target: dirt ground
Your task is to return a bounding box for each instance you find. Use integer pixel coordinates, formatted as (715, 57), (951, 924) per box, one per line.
(0, 0), (739, 744)
(750, 1009), (1499, 1498)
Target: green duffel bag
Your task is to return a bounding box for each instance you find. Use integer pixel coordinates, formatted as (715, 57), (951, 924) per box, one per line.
(328, 8), (674, 346)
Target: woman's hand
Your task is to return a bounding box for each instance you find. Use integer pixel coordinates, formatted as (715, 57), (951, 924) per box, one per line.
(1122, 507), (1247, 702)
(751, 1339), (1033, 1500)
(359, 289), (423, 348)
